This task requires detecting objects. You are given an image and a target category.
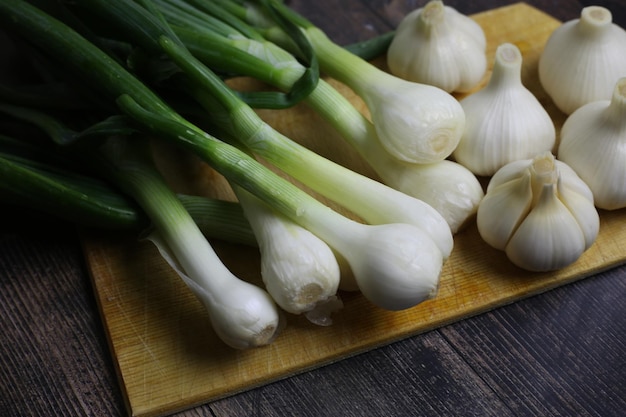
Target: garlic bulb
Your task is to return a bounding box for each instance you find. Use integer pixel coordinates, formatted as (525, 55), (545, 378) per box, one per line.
(387, 0), (487, 93)
(477, 152), (599, 272)
(539, 6), (626, 115)
(558, 77), (626, 209)
(452, 43), (556, 176)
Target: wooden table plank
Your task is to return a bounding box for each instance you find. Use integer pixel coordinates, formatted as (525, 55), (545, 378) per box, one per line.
(210, 331), (519, 417)
(0, 216), (127, 417)
(440, 268), (626, 417)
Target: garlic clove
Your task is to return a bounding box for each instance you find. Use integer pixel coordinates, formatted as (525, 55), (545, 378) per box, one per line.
(557, 178), (600, 249)
(553, 159), (595, 202)
(558, 77), (626, 209)
(453, 43), (556, 176)
(539, 6), (626, 115)
(486, 158), (535, 192)
(505, 182), (587, 272)
(476, 173), (532, 250)
(387, 0), (487, 93)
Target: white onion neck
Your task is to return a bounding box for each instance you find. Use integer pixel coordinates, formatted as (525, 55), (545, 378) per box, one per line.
(416, 0), (445, 34)
(604, 77), (626, 128)
(486, 43), (522, 90)
(577, 6), (612, 38)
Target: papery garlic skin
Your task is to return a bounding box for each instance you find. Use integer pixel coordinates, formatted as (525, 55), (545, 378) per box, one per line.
(387, 0), (487, 93)
(453, 43), (556, 176)
(477, 152), (599, 272)
(539, 6), (626, 115)
(558, 77), (626, 209)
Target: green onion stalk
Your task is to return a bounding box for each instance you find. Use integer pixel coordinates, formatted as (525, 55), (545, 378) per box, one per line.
(0, 102), (256, 246)
(0, 105), (280, 348)
(94, 0), (454, 258)
(0, 64), (279, 348)
(1, 90), (340, 323)
(0, 106), (284, 349)
(163, 37), (453, 259)
(0, 146), (258, 245)
(154, 0), (483, 233)
(119, 94), (444, 311)
(0, 134), (144, 230)
(0, 110), (278, 350)
(127, 0), (444, 309)
(109, 0), (452, 302)
(97, 135), (283, 349)
(141, 1), (345, 317)
(0, 0), (445, 311)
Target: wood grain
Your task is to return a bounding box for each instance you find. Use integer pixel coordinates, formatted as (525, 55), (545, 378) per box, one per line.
(79, 3), (626, 417)
(0, 221), (127, 417)
(440, 268), (626, 417)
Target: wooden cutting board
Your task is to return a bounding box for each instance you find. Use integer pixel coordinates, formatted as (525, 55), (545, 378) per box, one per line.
(81, 3), (626, 417)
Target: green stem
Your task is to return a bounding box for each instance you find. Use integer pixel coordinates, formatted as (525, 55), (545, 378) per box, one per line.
(155, 0), (243, 38)
(301, 26), (382, 88)
(0, 152), (143, 230)
(155, 0), (318, 108)
(116, 94), (323, 222)
(0, 131), (256, 242)
(0, 0), (181, 121)
(3, 0), (398, 262)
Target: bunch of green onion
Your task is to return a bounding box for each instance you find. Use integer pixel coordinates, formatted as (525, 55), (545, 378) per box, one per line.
(150, 0), (482, 233)
(0, 0), (454, 349)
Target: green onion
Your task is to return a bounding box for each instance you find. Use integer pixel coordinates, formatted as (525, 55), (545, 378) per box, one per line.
(97, 136), (283, 349)
(0, 133), (257, 244)
(0, 101), (257, 245)
(153, 0), (481, 233)
(232, 185), (342, 321)
(0, 137), (143, 230)
(159, 33), (454, 257)
(120, 93), (443, 311)
(0, 0), (445, 311)
(177, 194), (257, 247)
(343, 31), (395, 61)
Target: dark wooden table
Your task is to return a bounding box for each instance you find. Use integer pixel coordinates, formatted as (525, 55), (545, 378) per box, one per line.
(1, 1), (625, 416)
